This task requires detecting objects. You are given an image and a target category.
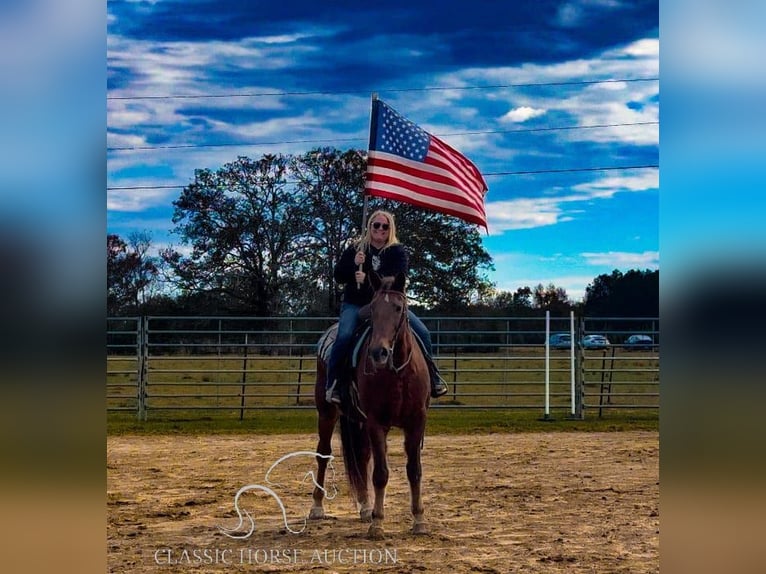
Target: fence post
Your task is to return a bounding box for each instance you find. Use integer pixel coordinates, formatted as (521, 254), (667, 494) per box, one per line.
(288, 319), (294, 405)
(541, 310), (552, 420)
(296, 356), (304, 406)
(569, 310), (576, 417)
(240, 333), (248, 420)
(574, 316), (585, 420)
(137, 316), (148, 421)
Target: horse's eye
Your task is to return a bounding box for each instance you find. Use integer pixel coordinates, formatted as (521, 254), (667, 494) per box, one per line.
(394, 304), (402, 313)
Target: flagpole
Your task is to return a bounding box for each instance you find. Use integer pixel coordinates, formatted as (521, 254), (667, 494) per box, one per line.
(357, 92), (377, 289)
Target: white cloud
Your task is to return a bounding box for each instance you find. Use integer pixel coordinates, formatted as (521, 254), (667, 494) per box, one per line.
(501, 106), (547, 123)
(107, 187), (179, 212)
(485, 197), (564, 233)
(623, 38), (659, 58)
(107, 131), (147, 149)
(581, 250), (659, 268)
(485, 168), (657, 234)
(571, 170), (659, 198)
(450, 37), (659, 147)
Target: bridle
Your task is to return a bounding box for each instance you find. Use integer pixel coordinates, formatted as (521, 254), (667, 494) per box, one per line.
(364, 290), (413, 374)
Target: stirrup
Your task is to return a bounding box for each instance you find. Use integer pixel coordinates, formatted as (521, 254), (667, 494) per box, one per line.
(431, 379), (448, 398)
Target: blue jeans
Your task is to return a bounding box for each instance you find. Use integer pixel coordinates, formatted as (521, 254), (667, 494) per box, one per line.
(324, 303), (434, 389)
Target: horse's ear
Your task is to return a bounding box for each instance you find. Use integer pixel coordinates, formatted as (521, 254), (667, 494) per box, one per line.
(391, 272), (406, 293)
(379, 275), (395, 291)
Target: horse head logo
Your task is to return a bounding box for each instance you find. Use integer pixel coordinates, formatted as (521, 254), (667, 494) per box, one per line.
(218, 451), (337, 538)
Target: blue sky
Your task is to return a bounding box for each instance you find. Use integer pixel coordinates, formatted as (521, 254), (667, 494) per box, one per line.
(107, 0), (659, 302)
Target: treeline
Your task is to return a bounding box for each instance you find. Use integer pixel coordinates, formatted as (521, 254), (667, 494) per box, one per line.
(107, 147), (658, 319)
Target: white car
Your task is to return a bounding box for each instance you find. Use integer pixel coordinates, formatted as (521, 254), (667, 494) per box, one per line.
(582, 334), (610, 349)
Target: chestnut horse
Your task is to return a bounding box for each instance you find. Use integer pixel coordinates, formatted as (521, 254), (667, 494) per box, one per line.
(311, 274), (430, 539)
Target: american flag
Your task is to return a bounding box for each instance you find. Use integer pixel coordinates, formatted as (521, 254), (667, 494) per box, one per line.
(364, 99), (488, 229)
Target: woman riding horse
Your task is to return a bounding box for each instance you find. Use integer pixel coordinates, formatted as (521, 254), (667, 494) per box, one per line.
(324, 209), (448, 404)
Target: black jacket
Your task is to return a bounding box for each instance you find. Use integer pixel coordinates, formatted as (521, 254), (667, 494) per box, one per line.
(334, 243), (408, 306)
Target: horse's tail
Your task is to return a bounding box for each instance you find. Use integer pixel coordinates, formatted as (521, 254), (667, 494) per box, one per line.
(338, 414), (369, 500)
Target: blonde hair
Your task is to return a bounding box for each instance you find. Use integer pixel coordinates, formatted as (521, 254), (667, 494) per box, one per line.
(357, 210), (400, 251)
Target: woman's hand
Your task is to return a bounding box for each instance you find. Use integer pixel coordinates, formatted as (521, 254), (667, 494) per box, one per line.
(354, 251), (365, 265)
(355, 270), (366, 284)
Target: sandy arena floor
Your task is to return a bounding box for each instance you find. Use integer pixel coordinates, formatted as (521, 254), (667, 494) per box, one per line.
(107, 431), (658, 573)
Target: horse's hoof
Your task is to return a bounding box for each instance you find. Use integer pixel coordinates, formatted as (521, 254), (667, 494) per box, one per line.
(367, 525), (385, 540)
(360, 509), (373, 523)
(308, 507), (325, 520)
(412, 522), (428, 535)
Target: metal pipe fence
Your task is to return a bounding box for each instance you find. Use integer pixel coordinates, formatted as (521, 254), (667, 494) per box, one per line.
(106, 315), (659, 420)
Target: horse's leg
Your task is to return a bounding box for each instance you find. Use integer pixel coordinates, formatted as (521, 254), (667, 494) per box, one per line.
(366, 423), (389, 540)
(357, 453), (373, 523)
(310, 406), (338, 519)
(404, 419), (428, 534)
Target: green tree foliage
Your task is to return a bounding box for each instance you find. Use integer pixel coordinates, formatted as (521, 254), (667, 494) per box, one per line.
(290, 148), (367, 313)
(390, 204), (494, 309)
(583, 269), (659, 317)
(469, 284), (573, 319)
(159, 148), (494, 316)
(476, 286), (536, 316)
(107, 232), (158, 315)
(532, 282), (573, 315)
(161, 155), (308, 316)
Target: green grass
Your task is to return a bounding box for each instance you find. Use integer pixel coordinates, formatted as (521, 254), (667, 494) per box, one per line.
(107, 407), (658, 436)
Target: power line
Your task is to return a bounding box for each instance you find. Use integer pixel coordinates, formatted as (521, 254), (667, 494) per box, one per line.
(106, 164), (658, 191)
(107, 77), (658, 101)
(107, 121), (658, 152)
(488, 164), (658, 176)
(108, 136), (361, 152)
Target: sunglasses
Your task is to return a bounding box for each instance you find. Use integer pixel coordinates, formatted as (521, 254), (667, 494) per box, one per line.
(371, 222), (390, 230)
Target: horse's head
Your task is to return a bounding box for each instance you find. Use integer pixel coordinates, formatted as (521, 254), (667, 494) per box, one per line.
(367, 273), (408, 368)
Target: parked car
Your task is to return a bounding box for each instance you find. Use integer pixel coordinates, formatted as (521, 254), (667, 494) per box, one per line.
(582, 334), (611, 349)
(623, 334), (654, 351)
(549, 333), (572, 349)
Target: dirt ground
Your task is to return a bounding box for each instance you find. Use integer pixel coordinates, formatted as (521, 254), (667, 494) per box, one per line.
(107, 431), (658, 573)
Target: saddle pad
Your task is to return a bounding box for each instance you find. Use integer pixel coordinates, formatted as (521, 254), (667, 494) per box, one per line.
(316, 323), (371, 367)
(317, 323), (338, 364)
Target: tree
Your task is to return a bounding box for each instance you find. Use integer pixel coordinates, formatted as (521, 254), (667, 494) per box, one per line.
(160, 149), (495, 316)
(532, 283), (572, 315)
(289, 148), (494, 313)
(382, 202), (494, 310)
(107, 232), (158, 315)
(583, 269), (659, 316)
(161, 155), (310, 316)
(512, 286), (533, 310)
(290, 148), (367, 313)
